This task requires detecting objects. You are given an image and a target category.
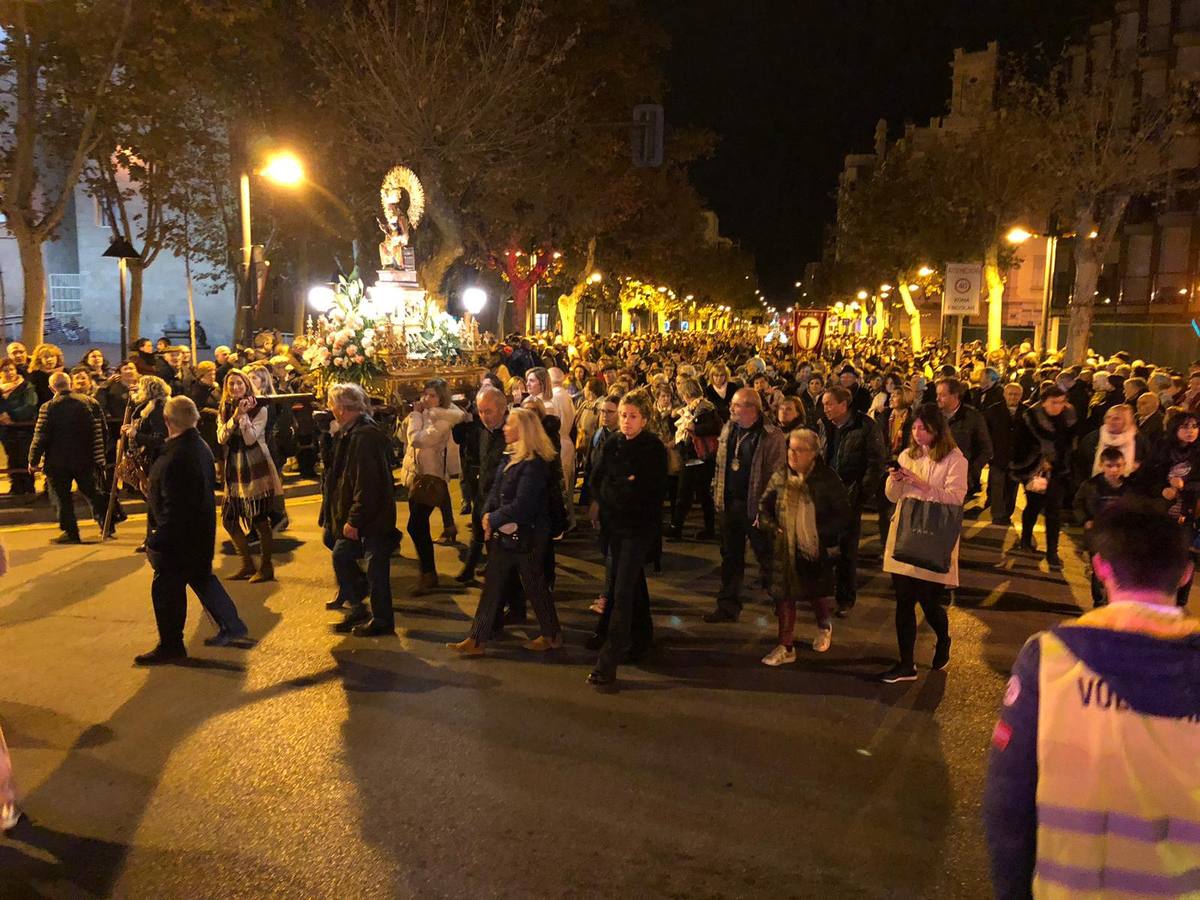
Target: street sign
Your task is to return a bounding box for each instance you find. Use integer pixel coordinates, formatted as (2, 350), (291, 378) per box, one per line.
(942, 262), (982, 316)
(865, 314), (877, 326)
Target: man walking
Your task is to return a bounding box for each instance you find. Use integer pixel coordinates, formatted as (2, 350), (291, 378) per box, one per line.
(136, 396), (249, 665)
(321, 383), (400, 636)
(937, 378), (993, 500)
(984, 383), (1026, 526)
(816, 385), (884, 617)
(28, 372), (109, 543)
(704, 387), (786, 623)
(453, 388), (509, 583)
(984, 501), (1200, 897)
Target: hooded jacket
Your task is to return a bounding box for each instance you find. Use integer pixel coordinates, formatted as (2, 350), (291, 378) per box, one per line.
(983, 603), (1200, 899)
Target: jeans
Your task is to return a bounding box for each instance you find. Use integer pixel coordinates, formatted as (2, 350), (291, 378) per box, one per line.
(1021, 473), (1067, 555)
(407, 501), (436, 573)
(835, 506), (864, 611)
(332, 534), (395, 626)
(892, 573), (949, 666)
(46, 467), (106, 537)
(149, 561), (245, 650)
(673, 460), (715, 532)
(594, 530), (656, 678)
(469, 528), (559, 641)
(716, 499), (772, 616)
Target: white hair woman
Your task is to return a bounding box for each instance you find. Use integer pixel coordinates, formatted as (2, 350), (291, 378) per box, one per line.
(217, 369), (282, 582)
(448, 407), (562, 656)
(756, 428), (853, 662)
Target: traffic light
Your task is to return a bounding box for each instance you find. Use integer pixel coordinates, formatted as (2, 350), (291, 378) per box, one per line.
(632, 104), (664, 168)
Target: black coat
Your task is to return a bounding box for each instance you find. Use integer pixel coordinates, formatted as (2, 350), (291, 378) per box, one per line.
(815, 411), (885, 507)
(592, 429), (668, 537)
(320, 414), (397, 544)
(946, 403), (994, 480)
(146, 428), (218, 573)
(984, 401), (1026, 468)
(453, 417), (508, 503)
(28, 392), (106, 474)
(484, 456), (551, 531)
(703, 380), (742, 422)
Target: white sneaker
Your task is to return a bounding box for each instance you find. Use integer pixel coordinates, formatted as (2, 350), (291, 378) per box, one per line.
(761, 644), (797, 667)
(812, 626), (833, 653)
(1, 802), (21, 831)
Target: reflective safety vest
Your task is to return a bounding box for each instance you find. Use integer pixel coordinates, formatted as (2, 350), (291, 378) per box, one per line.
(1034, 611), (1200, 899)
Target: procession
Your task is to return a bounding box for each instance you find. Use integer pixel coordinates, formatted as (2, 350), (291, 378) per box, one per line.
(3, 1), (1199, 897)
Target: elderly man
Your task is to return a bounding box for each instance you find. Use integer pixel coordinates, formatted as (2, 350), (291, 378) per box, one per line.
(137, 396), (248, 664)
(971, 367), (1004, 410)
(704, 387), (786, 623)
(1136, 391), (1164, 442)
(321, 383), (400, 636)
(816, 385), (885, 617)
(5, 343), (28, 376)
(452, 388), (509, 583)
(984, 383), (1027, 527)
(28, 372), (109, 543)
(214, 345), (233, 385)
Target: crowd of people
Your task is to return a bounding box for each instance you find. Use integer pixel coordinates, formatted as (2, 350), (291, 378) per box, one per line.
(3, 326), (1199, 896)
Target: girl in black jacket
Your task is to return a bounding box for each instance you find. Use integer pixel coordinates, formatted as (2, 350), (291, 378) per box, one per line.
(448, 407), (563, 656)
(586, 389), (668, 692)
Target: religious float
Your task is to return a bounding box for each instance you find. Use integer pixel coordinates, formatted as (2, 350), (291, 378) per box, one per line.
(302, 165), (486, 402)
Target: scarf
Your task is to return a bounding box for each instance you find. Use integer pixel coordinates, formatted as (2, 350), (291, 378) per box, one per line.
(785, 471), (820, 561)
(1093, 426), (1137, 476)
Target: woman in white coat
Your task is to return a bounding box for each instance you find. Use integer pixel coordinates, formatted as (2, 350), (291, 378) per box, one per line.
(405, 379), (465, 594)
(879, 403), (968, 684)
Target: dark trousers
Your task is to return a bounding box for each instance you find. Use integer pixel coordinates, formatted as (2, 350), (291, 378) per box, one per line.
(673, 460), (716, 532)
(892, 573), (949, 666)
(716, 500), (772, 616)
(1088, 554), (1107, 607)
(438, 490), (456, 534)
(406, 501), (436, 573)
(1021, 473), (1067, 554)
(150, 562), (245, 650)
(332, 535), (395, 626)
(47, 467), (106, 537)
(835, 506), (864, 611)
(594, 530), (656, 678)
(987, 467), (1018, 522)
(469, 529), (559, 641)
(2, 431), (33, 494)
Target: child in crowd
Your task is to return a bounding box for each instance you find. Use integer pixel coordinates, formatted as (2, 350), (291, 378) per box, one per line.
(1073, 445), (1131, 607)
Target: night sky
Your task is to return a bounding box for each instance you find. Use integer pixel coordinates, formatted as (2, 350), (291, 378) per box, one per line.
(655, 0), (1104, 304)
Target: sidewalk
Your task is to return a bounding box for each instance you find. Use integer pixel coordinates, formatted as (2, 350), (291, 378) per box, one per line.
(0, 475), (323, 528)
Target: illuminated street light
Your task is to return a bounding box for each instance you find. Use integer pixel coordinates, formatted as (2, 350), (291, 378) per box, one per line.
(1088, 230), (1099, 239)
(833, 301), (844, 312)
(849, 301), (861, 313)
(880, 283), (892, 292)
(1006, 227), (1034, 244)
(588, 272), (603, 284)
(794, 281), (802, 288)
(856, 290), (869, 301)
(685, 293), (694, 300)
(918, 265), (934, 277)
(462, 287), (488, 316)
(908, 283), (920, 293)
(260, 151), (305, 186)
(308, 284), (335, 312)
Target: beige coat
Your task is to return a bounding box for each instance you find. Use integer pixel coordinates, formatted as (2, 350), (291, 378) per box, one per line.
(883, 446), (968, 587)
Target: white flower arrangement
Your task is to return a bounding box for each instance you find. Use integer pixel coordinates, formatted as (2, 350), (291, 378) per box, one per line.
(303, 274), (388, 385)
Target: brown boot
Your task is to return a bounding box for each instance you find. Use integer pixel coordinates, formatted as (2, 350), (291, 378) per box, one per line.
(412, 571), (438, 596)
(446, 637), (484, 656)
(227, 523), (256, 580)
(249, 521), (275, 583)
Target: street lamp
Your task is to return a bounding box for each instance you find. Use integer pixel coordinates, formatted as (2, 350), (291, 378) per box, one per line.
(588, 272), (603, 284)
(462, 287), (488, 316)
(1006, 226), (1034, 245)
(102, 236), (141, 356)
(238, 150), (306, 342)
(918, 265), (934, 277)
(856, 289), (869, 301)
(308, 285), (335, 313)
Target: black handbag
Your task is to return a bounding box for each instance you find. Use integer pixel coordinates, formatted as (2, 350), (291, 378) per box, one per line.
(891, 497), (963, 574)
(492, 525), (532, 553)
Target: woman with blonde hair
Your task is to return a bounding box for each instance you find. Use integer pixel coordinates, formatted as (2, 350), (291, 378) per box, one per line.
(448, 407), (562, 656)
(506, 375), (527, 409)
(28, 342), (65, 405)
(121, 375), (172, 550)
(217, 369), (282, 582)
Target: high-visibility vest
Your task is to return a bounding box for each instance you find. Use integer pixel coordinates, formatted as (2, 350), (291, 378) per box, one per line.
(1033, 608), (1200, 898)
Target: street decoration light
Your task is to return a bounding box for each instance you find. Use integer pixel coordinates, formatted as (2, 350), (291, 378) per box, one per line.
(308, 284), (335, 313)
(462, 287), (488, 316)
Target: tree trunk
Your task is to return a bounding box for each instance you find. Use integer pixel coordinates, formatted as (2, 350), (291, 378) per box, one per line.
(415, 168), (464, 308)
(1064, 202), (1126, 366)
(512, 283), (532, 336)
(620, 303), (633, 334)
(557, 294), (579, 341)
(984, 243), (1005, 353)
(14, 228), (46, 348)
(897, 278), (922, 350)
(127, 261), (145, 342)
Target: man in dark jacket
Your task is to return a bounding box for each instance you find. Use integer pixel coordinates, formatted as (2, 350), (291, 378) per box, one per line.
(937, 378), (993, 499)
(28, 372), (109, 543)
(816, 385), (885, 617)
(984, 502), (1200, 898)
(838, 366), (872, 415)
(984, 384), (1027, 526)
(136, 396), (248, 665)
(453, 387), (509, 583)
(971, 367), (1004, 411)
(321, 382), (400, 636)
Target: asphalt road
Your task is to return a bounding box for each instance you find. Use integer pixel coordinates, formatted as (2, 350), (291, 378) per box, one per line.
(0, 489), (1087, 899)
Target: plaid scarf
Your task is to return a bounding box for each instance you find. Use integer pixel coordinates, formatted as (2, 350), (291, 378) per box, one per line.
(222, 401), (281, 524)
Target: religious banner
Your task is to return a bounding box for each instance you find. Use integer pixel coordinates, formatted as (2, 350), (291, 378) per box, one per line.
(791, 308), (829, 356)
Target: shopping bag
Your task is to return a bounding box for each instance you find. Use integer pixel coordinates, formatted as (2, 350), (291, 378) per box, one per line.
(891, 497), (963, 574)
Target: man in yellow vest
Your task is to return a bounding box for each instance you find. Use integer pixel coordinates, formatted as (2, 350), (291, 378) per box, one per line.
(983, 499), (1200, 898)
